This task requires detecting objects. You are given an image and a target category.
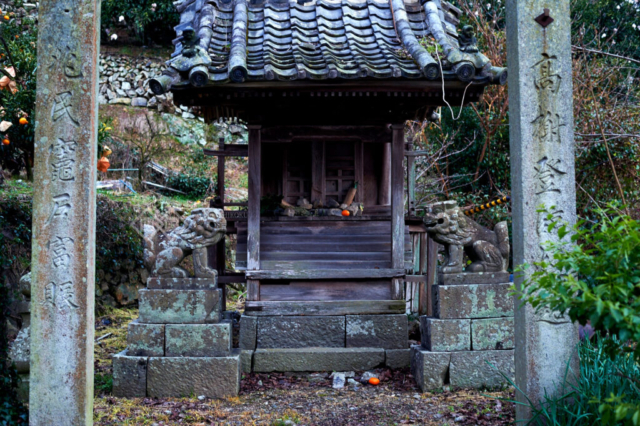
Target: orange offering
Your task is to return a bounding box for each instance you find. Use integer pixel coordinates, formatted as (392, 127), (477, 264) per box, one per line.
(368, 377), (380, 385)
(341, 210), (350, 217)
(97, 156), (110, 172)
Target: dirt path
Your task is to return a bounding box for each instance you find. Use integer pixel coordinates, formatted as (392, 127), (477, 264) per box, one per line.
(94, 371), (514, 425)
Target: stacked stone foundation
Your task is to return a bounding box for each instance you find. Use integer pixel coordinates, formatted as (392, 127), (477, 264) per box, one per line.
(239, 313), (410, 373)
(411, 273), (515, 391)
(113, 278), (241, 398)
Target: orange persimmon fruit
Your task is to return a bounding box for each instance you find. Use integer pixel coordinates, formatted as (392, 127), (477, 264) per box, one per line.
(2, 138), (10, 145)
(19, 117), (27, 125)
(341, 210), (350, 217)
(368, 377), (380, 385)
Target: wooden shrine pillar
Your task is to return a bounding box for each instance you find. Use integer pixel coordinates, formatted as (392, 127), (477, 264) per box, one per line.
(391, 124), (405, 300)
(380, 142), (392, 205)
(247, 125), (261, 301)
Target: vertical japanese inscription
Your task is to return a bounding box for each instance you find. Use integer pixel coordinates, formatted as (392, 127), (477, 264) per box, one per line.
(31, 1), (99, 424)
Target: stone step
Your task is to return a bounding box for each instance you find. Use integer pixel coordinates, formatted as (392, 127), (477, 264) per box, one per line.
(138, 289), (222, 324)
(253, 347), (385, 373)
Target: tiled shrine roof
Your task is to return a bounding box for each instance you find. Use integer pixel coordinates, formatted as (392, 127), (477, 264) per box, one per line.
(150, 0), (506, 94)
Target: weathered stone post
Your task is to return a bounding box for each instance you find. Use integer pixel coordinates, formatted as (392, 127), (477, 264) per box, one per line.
(30, 1), (100, 424)
(506, 1), (579, 421)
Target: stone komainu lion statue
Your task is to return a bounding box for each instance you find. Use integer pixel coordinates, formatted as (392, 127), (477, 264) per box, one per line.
(144, 208), (226, 278)
(423, 201), (509, 274)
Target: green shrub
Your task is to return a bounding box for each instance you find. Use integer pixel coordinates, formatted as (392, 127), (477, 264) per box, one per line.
(0, 13), (37, 179)
(519, 206), (640, 423)
(101, 0), (180, 45)
(502, 335), (639, 426)
(95, 195), (144, 273)
(0, 193), (31, 284)
(166, 173), (213, 200)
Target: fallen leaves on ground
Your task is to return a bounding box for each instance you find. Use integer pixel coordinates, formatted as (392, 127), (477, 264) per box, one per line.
(94, 369), (515, 425)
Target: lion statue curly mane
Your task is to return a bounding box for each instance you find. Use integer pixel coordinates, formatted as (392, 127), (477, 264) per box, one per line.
(144, 208), (226, 278)
(423, 200), (509, 274)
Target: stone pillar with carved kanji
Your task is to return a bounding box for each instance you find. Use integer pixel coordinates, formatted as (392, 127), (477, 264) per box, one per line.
(506, 1), (580, 421)
(29, 1), (100, 424)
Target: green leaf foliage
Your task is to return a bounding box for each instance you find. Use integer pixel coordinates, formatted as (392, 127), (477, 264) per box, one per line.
(166, 173), (213, 200)
(101, 0), (180, 45)
(519, 206), (640, 424)
(520, 207), (640, 363)
(0, 14), (37, 179)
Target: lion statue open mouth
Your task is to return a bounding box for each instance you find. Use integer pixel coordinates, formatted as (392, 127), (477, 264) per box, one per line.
(423, 200), (509, 274)
(144, 208), (227, 278)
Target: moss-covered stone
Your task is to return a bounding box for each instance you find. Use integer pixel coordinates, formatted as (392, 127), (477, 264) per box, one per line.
(421, 317), (470, 352)
(253, 348), (385, 373)
(346, 314), (408, 349)
(127, 321), (164, 356)
(147, 353), (241, 398)
(239, 315), (257, 350)
(112, 350), (148, 397)
(257, 316), (345, 349)
(165, 323), (231, 357)
(433, 283), (513, 319)
(471, 318), (514, 350)
(138, 289), (222, 324)
(410, 346), (450, 392)
(386, 349), (411, 369)
(449, 350), (514, 389)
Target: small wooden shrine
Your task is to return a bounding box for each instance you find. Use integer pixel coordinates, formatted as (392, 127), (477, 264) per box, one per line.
(147, 1), (505, 377)
(151, 0), (505, 316)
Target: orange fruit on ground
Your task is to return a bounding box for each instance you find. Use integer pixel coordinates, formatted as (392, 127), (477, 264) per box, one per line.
(341, 210), (350, 217)
(2, 139), (9, 145)
(4, 15), (9, 20)
(368, 377), (380, 385)
(19, 117), (27, 125)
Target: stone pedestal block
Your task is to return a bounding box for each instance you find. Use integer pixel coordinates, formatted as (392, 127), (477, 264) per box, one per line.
(449, 350), (514, 389)
(253, 347), (385, 373)
(258, 316), (345, 349)
(438, 272), (511, 285)
(471, 318), (515, 351)
(165, 323), (232, 357)
(17, 374), (29, 402)
(240, 350), (253, 373)
(112, 350), (148, 397)
(138, 289), (222, 324)
(386, 349), (411, 369)
(432, 283), (513, 319)
(147, 277), (218, 290)
(411, 346), (451, 392)
(127, 321), (164, 356)
(239, 315), (257, 350)
(346, 314), (408, 349)
(9, 326), (30, 373)
(147, 352), (241, 398)
(420, 317), (470, 352)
